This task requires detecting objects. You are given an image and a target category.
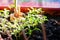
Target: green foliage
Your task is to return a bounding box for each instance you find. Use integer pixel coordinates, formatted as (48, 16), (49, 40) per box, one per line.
(0, 8), (10, 18)
(0, 8), (48, 36)
(20, 8), (48, 36)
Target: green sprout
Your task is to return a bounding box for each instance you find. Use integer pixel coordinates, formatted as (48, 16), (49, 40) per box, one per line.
(0, 8), (48, 39)
(0, 8), (10, 18)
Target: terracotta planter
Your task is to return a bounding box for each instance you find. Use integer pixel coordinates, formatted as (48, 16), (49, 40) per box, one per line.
(0, 6), (60, 15)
